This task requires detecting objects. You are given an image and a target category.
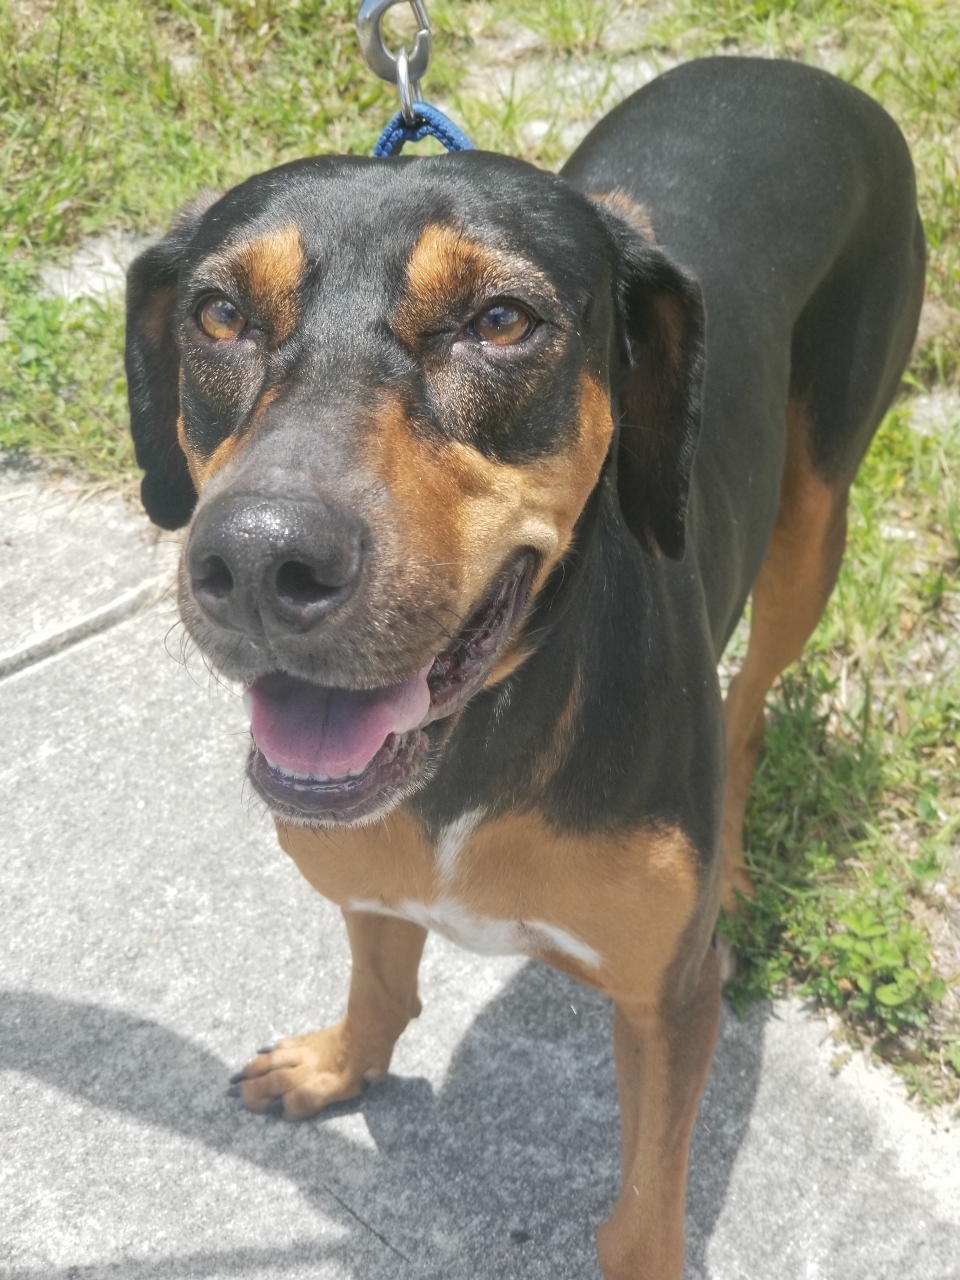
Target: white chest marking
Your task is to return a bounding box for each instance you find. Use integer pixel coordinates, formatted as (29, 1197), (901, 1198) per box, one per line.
(434, 808), (486, 883)
(349, 896), (602, 968)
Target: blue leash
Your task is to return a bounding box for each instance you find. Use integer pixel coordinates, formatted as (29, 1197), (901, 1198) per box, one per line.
(373, 101), (475, 157)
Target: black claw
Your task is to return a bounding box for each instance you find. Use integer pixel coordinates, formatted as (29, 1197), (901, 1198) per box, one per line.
(228, 1070), (246, 1085)
(256, 1044), (276, 1055)
(226, 1083), (241, 1098)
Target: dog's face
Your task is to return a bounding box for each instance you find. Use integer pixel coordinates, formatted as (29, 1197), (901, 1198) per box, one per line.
(126, 152), (703, 826)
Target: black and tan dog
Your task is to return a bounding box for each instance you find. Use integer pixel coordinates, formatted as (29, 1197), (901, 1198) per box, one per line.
(126, 57), (924, 1279)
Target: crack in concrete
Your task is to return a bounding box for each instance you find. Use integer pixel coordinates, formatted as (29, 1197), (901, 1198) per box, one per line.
(0, 574), (172, 682)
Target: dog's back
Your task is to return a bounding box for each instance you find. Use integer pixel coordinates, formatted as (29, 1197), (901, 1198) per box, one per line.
(565, 58), (924, 906)
(563, 57), (925, 652)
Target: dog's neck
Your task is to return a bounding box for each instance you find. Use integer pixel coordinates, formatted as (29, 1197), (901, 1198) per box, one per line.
(408, 474), (724, 854)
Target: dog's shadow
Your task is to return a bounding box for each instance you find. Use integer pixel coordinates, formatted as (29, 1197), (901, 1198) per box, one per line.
(0, 969), (764, 1279)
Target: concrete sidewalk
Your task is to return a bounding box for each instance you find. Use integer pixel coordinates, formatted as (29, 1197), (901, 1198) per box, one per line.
(1, 465), (959, 1280)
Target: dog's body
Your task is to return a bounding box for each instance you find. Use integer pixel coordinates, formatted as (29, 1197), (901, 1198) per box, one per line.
(126, 57), (924, 1279)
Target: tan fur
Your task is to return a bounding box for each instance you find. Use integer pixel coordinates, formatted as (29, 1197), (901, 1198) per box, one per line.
(190, 428), (246, 489)
(223, 224), (305, 344)
(237, 910), (426, 1119)
(254, 807), (712, 1280)
(174, 225), (304, 489)
(275, 809), (700, 1005)
(598, 946), (720, 1280)
(591, 190), (659, 243)
(530, 667), (582, 788)
(485, 640), (537, 687)
(394, 222), (559, 351)
(365, 374), (613, 645)
(721, 398), (849, 904)
(175, 375), (197, 486)
(456, 813), (700, 999)
(179, 383), (286, 490)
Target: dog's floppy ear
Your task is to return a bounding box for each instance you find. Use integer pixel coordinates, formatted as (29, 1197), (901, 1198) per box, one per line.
(125, 193), (219, 529)
(593, 193), (706, 560)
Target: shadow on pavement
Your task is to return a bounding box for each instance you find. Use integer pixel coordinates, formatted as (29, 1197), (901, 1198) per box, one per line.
(0, 967), (764, 1279)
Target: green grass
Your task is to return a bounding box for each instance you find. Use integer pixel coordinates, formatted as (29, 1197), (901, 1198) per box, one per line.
(1, 0), (958, 1104)
(0, 255), (130, 475)
(1, 0), (399, 476)
(520, 0), (617, 55)
(720, 400), (960, 1103)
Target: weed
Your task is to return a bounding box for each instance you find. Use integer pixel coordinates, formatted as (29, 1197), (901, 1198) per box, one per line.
(722, 393), (960, 1101)
(0, 256), (134, 477)
(520, 0), (617, 56)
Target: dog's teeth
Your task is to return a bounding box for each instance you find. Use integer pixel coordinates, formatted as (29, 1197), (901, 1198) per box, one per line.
(262, 754), (310, 780)
(261, 753), (366, 784)
(241, 690), (254, 723)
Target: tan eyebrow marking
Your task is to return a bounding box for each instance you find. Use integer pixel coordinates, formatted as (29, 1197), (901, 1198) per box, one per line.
(394, 222), (558, 350)
(219, 224), (306, 344)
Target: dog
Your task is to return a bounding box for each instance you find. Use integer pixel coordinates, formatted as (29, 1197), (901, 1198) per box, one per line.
(125, 56), (924, 1279)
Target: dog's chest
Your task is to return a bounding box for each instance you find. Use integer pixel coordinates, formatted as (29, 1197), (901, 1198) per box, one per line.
(277, 808), (603, 968)
(349, 809), (602, 965)
(278, 807), (700, 1002)
(350, 892), (602, 964)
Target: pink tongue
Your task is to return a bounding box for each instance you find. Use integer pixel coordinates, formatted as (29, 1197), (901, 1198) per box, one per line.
(248, 667), (432, 777)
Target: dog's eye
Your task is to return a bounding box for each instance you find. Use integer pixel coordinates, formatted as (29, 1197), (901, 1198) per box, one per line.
(198, 296), (246, 341)
(473, 302), (534, 346)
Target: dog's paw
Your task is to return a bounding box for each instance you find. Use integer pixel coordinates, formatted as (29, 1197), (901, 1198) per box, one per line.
(228, 1022), (372, 1120)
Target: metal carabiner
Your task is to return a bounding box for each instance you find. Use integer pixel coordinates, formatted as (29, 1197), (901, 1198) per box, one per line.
(358, 0), (432, 120)
(394, 46), (417, 125)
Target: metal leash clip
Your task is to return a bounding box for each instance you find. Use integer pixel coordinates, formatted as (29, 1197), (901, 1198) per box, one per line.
(357, 0), (432, 125)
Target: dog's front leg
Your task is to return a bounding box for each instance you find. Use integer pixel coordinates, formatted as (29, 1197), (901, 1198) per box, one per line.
(597, 945), (721, 1280)
(233, 910), (427, 1119)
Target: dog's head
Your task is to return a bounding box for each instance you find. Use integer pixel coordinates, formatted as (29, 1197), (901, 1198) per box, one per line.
(126, 152), (703, 826)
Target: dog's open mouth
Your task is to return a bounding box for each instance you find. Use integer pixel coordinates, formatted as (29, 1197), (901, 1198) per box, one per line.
(246, 559), (534, 823)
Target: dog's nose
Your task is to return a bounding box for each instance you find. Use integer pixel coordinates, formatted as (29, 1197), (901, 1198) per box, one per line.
(186, 492), (363, 634)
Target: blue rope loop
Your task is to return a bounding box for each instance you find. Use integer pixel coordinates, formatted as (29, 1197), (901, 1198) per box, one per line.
(373, 102), (475, 157)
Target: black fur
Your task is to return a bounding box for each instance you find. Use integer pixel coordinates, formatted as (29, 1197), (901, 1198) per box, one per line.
(125, 199), (218, 528)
